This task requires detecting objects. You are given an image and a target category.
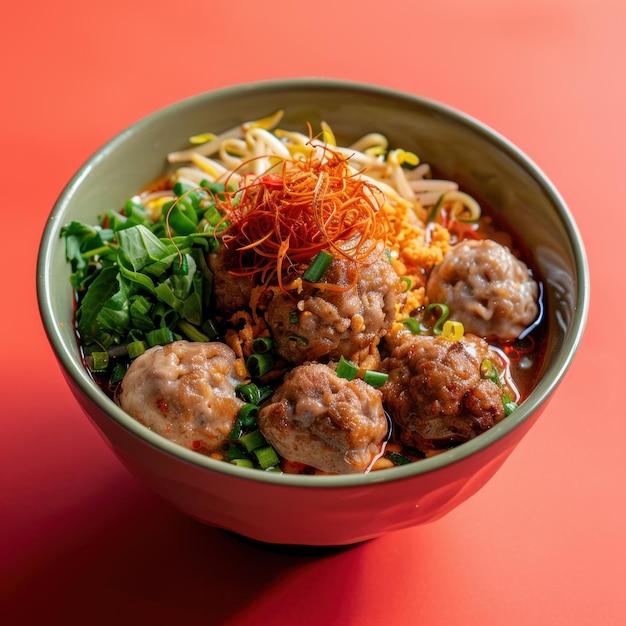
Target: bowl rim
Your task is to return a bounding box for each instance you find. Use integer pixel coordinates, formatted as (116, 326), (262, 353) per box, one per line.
(36, 77), (590, 488)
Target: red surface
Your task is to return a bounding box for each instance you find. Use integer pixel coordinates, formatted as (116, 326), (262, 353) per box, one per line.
(2, 0), (623, 623)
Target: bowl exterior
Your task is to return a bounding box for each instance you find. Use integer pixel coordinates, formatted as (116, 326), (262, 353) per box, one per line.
(38, 78), (589, 545)
(63, 366), (547, 545)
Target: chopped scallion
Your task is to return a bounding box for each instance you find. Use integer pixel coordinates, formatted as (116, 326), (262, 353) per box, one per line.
(246, 352), (274, 377)
(239, 429), (267, 452)
(402, 317), (423, 334)
(225, 444), (250, 460)
(90, 351), (109, 372)
(502, 392), (518, 416)
(426, 194), (444, 223)
(238, 403), (259, 428)
(441, 320), (464, 341)
(252, 336), (274, 353)
(287, 333), (308, 345)
(257, 385), (273, 404)
(480, 359), (501, 385)
(228, 421), (244, 441)
(146, 328), (174, 347)
(235, 382), (260, 404)
(302, 250), (334, 282)
(235, 383), (273, 405)
(200, 179), (227, 195)
(127, 340), (147, 359)
(231, 458), (254, 468)
(203, 205), (223, 226)
(253, 445), (280, 470)
(177, 320), (210, 343)
(504, 401), (518, 416)
(427, 302), (450, 335)
(362, 370), (389, 388)
(109, 363), (127, 384)
(385, 451), (412, 466)
(336, 355), (359, 381)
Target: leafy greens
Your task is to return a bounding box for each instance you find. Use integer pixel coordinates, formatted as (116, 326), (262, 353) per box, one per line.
(61, 181), (226, 351)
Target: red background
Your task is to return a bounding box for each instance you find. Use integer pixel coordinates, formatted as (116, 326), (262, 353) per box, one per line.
(2, 1), (623, 623)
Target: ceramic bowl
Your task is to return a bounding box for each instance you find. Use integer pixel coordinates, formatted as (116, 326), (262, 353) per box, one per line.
(37, 78), (589, 546)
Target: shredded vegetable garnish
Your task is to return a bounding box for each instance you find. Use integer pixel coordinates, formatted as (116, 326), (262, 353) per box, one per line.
(213, 148), (389, 292)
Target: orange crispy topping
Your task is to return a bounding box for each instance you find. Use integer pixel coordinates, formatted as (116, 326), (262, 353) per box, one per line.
(215, 148), (389, 292)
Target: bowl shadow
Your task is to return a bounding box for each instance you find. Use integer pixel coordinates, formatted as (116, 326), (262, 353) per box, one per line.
(1, 476), (364, 625)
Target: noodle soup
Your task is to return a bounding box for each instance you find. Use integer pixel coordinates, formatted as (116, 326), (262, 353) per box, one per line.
(63, 112), (547, 475)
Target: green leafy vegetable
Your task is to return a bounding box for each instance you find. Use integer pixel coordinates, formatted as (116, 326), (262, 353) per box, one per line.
(62, 189), (225, 352)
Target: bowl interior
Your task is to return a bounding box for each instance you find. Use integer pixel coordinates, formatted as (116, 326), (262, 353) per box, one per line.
(37, 78), (589, 487)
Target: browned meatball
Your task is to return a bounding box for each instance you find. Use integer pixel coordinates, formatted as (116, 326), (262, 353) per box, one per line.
(257, 363), (388, 474)
(208, 245), (254, 317)
(426, 239), (539, 341)
(264, 244), (403, 365)
(381, 330), (507, 451)
(119, 340), (245, 453)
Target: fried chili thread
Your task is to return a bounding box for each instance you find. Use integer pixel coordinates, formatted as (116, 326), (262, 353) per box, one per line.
(214, 148), (390, 292)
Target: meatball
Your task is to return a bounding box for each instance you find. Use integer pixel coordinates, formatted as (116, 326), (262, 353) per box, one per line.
(208, 245), (254, 317)
(425, 239), (539, 341)
(258, 363), (388, 474)
(264, 244), (402, 365)
(381, 330), (507, 451)
(119, 340), (245, 452)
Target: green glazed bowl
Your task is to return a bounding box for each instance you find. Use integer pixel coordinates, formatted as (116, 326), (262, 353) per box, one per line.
(37, 78), (589, 546)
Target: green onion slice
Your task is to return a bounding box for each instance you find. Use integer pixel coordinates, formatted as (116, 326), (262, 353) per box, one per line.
(441, 320), (464, 342)
(402, 317), (423, 335)
(336, 355), (359, 381)
(287, 333), (308, 345)
(230, 458), (254, 468)
(246, 352), (274, 378)
(238, 403), (259, 428)
(109, 363), (127, 384)
(480, 359), (501, 386)
(177, 320), (210, 343)
(127, 340), (148, 359)
(228, 421), (244, 441)
(427, 302), (449, 335)
(385, 451), (412, 466)
(302, 250), (334, 282)
(252, 336), (274, 353)
(90, 351), (109, 372)
(146, 327), (175, 347)
(425, 194), (444, 223)
(254, 445), (280, 470)
(362, 370), (389, 388)
(225, 444), (250, 460)
(235, 382), (273, 405)
(502, 392), (518, 416)
(239, 429), (267, 452)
